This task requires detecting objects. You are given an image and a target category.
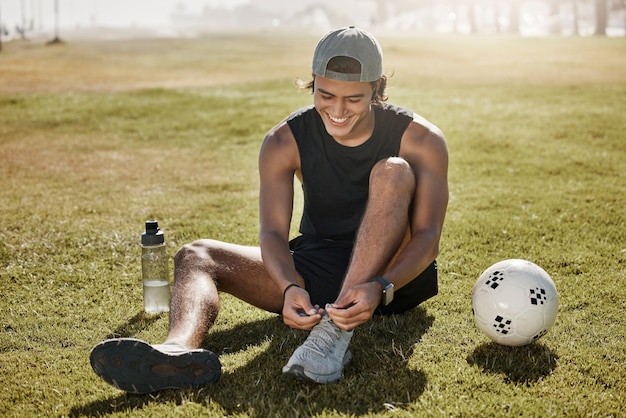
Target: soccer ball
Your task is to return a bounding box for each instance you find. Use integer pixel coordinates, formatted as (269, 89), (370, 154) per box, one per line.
(471, 259), (558, 347)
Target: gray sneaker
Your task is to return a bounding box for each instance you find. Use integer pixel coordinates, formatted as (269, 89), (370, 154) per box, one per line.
(90, 338), (221, 393)
(282, 312), (353, 383)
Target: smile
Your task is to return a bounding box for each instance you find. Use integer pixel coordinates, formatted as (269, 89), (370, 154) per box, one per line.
(327, 113), (349, 124)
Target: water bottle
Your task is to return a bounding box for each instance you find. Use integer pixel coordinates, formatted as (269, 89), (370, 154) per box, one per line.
(141, 220), (170, 313)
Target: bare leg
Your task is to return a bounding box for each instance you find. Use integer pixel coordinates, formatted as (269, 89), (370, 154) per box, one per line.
(164, 240), (284, 349)
(89, 240), (285, 393)
(340, 157), (415, 292)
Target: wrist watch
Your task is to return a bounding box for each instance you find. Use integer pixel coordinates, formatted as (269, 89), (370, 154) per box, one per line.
(369, 276), (394, 306)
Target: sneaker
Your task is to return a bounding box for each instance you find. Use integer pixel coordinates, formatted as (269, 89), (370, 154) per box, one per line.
(90, 338), (221, 393)
(282, 312), (353, 384)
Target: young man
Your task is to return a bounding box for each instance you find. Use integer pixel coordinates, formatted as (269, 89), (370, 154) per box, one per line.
(90, 26), (448, 392)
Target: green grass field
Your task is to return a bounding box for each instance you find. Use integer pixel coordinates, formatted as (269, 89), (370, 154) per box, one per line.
(0, 33), (625, 417)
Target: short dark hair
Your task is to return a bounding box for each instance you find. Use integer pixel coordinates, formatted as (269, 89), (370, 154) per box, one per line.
(297, 56), (388, 106)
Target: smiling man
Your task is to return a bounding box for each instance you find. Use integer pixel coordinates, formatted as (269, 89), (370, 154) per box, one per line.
(90, 26), (449, 392)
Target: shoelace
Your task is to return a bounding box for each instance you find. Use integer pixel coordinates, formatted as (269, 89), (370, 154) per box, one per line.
(302, 317), (341, 358)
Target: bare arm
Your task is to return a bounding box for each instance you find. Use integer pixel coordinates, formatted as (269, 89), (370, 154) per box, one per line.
(258, 122), (322, 329)
(387, 115), (449, 288)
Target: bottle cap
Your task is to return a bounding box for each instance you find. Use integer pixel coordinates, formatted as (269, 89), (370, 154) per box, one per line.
(141, 220), (165, 245)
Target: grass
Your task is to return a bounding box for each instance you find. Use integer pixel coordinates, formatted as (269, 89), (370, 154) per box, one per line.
(0, 33), (625, 417)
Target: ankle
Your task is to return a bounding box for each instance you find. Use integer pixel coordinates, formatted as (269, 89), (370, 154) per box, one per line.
(162, 339), (192, 350)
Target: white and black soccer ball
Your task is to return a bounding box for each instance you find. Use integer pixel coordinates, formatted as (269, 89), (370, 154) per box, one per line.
(471, 259), (558, 347)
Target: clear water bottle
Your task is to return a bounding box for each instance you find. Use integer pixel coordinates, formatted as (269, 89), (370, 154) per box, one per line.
(141, 220), (170, 313)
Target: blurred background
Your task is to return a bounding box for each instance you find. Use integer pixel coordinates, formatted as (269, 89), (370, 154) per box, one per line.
(0, 0), (625, 43)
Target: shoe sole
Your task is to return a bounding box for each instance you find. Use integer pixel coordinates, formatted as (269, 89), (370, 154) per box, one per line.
(90, 338), (221, 393)
(282, 350), (352, 384)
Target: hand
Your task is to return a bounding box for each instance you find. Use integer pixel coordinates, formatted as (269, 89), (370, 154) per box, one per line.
(326, 282), (382, 331)
(281, 285), (323, 330)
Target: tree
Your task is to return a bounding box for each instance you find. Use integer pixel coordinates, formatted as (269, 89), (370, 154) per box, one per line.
(509, 0), (521, 34)
(48, 0), (62, 44)
(0, 0), (3, 52)
(609, 0), (626, 37)
(571, 0), (580, 35)
(595, 0), (608, 35)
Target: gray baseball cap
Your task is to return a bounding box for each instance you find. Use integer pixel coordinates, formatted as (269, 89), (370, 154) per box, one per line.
(312, 26), (383, 82)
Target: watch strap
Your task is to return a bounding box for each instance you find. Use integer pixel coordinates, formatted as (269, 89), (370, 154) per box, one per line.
(369, 276), (391, 288)
(369, 276), (394, 305)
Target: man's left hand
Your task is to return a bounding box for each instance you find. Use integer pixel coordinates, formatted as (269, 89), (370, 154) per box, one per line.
(326, 282), (382, 330)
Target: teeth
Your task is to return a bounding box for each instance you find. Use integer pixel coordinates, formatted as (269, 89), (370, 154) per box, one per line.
(328, 114), (348, 123)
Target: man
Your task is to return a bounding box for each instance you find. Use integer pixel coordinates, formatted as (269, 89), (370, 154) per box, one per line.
(90, 26), (448, 392)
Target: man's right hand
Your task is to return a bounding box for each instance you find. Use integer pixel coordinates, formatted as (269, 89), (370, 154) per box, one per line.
(282, 285), (323, 330)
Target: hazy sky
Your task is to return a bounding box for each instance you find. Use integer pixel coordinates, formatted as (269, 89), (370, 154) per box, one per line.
(1, 0), (250, 29)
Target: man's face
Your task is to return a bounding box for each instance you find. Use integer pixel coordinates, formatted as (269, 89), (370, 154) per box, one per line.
(313, 76), (376, 144)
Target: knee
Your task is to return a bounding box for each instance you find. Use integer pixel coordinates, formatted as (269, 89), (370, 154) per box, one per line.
(174, 239), (218, 272)
(370, 157), (415, 193)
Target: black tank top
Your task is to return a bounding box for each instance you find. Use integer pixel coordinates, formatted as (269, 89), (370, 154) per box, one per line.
(287, 103), (413, 241)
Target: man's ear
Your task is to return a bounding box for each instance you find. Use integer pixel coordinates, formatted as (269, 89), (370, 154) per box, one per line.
(371, 80), (381, 101)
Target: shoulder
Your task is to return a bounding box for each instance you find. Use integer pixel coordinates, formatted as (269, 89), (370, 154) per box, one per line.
(262, 120), (296, 152)
(399, 112), (448, 167)
(378, 103), (414, 118)
(402, 112), (447, 152)
(262, 104), (318, 153)
(264, 106), (313, 144)
(260, 113), (301, 170)
(286, 105), (316, 123)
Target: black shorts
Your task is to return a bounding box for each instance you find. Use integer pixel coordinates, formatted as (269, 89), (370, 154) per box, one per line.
(290, 234), (438, 315)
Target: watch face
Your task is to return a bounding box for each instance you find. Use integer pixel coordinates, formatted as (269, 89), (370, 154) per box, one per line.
(371, 277), (394, 305)
(383, 283), (394, 305)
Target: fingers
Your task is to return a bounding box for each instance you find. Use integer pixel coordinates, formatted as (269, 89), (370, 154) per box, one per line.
(327, 284), (379, 330)
(282, 288), (322, 330)
(284, 311), (322, 330)
(282, 284), (379, 331)
(326, 302), (372, 331)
